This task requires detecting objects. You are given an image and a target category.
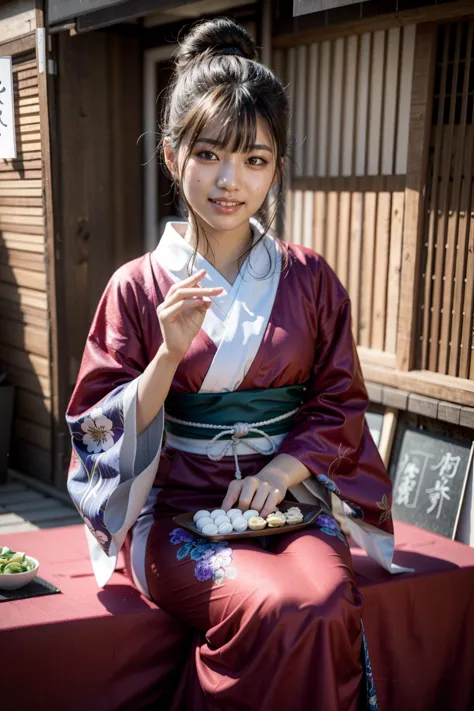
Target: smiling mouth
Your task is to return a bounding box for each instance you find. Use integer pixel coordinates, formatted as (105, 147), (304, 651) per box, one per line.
(209, 198), (244, 207)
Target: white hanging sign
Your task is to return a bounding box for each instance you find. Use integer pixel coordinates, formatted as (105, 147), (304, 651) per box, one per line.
(0, 57), (16, 160)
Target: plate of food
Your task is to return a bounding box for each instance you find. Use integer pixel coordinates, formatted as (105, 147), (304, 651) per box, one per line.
(0, 546), (39, 590)
(173, 500), (323, 542)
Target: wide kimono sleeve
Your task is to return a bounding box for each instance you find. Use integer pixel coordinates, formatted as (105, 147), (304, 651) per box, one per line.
(65, 258), (164, 586)
(279, 256), (407, 573)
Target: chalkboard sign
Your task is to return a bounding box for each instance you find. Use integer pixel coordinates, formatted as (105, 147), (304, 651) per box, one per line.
(389, 425), (473, 539)
(366, 411), (383, 447)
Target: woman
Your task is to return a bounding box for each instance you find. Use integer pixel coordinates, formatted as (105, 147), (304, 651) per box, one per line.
(66, 18), (395, 710)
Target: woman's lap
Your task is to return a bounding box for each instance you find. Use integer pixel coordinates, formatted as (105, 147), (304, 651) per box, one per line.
(145, 515), (364, 710)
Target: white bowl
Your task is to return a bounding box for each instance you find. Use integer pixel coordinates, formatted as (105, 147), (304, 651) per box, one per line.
(0, 555), (39, 591)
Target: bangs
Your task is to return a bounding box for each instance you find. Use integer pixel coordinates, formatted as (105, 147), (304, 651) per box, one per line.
(183, 85), (267, 155)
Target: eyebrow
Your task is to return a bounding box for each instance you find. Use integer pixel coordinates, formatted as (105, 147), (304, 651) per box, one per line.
(195, 137), (273, 153)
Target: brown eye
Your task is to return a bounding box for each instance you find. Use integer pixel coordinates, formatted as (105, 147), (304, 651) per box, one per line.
(247, 156), (268, 166)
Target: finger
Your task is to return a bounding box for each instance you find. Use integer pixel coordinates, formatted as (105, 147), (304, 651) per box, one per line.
(159, 298), (211, 322)
(167, 269), (206, 295)
(164, 286), (223, 309)
(249, 480), (271, 512)
(237, 477), (260, 511)
(260, 489), (284, 520)
(222, 479), (243, 511)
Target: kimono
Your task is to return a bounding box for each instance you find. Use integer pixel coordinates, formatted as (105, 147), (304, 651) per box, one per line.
(66, 218), (400, 711)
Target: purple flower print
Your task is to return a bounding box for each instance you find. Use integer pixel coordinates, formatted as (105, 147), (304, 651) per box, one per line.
(316, 514), (339, 531)
(170, 527), (195, 545)
(195, 557), (215, 582)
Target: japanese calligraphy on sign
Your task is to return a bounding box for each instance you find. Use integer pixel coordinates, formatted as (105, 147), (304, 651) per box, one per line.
(0, 57), (16, 159)
(390, 426), (473, 539)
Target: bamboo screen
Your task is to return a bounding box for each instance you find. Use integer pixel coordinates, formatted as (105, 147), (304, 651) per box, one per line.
(419, 19), (474, 381)
(273, 25), (416, 356)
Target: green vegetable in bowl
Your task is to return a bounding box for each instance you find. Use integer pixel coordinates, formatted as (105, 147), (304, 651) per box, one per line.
(0, 546), (36, 574)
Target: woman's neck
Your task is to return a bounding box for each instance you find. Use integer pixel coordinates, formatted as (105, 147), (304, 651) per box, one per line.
(184, 220), (253, 284)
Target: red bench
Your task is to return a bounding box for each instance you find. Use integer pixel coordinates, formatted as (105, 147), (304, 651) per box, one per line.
(1, 522), (474, 711)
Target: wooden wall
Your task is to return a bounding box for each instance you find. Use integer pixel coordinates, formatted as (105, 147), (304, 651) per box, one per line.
(0, 33), (53, 482)
(274, 25), (416, 361)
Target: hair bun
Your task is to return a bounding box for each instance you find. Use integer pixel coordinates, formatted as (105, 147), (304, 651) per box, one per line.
(175, 18), (258, 74)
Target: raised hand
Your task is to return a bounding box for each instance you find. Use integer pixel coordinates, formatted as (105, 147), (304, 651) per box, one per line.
(157, 269), (223, 362)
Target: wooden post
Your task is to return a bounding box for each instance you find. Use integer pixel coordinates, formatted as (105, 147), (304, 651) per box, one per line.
(35, 1), (69, 490)
(396, 24), (436, 372)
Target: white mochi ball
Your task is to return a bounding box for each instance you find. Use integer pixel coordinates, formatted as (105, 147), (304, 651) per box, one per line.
(201, 523), (219, 536)
(195, 516), (213, 530)
(193, 510), (210, 523)
(227, 509), (242, 520)
(218, 522), (233, 534)
(243, 510), (259, 520)
(210, 509), (226, 520)
(214, 515), (230, 527)
(232, 516), (248, 532)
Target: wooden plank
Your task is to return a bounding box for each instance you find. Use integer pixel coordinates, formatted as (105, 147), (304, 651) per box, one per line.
(274, 1), (474, 48)
(342, 35), (357, 177)
(0, 299), (48, 328)
(0, 214), (44, 228)
(355, 32), (371, 177)
(2, 361), (50, 398)
(385, 191), (405, 354)
(0, 264), (46, 290)
(314, 190), (326, 255)
(368, 30), (386, 176)
(396, 24), (416, 175)
(12, 60), (37, 74)
(0, 205), (43, 215)
(0, 34), (36, 56)
(396, 24), (437, 372)
(294, 44), (307, 177)
(0, 344), (49, 378)
(0, 247), (45, 271)
(430, 23), (462, 373)
(372, 192), (391, 350)
(378, 408), (398, 468)
(306, 43), (318, 177)
(0, 318), (48, 357)
(349, 190), (363, 341)
(0, 186), (42, 197)
(382, 27), (401, 175)
(318, 40), (330, 176)
(0, 282), (47, 310)
(329, 37), (344, 177)
(337, 191), (351, 288)
(302, 190), (314, 249)
(440, 23), (474, 374)
(457, 121), (474, 377)
(421, 27), (450, 370)
(360, 361), (474, 407)
(0, 196), (43, 207)
(292, 189), (303, 245)
(325, 191), (338, 269)
(0, 169), (42, 180)
(360, 191), (377, 347)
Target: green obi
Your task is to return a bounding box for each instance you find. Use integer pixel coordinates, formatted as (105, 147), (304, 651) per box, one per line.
(164, 384), (307, 440)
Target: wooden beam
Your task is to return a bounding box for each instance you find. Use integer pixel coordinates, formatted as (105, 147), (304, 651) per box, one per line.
(396, 23), (436, 372)
(274, 1), (474, 48)
(35, 2), (68, 487)
(360, 361), (474, 408)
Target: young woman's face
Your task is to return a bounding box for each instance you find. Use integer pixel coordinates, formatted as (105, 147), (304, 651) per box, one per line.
(177, 115), (277, 236)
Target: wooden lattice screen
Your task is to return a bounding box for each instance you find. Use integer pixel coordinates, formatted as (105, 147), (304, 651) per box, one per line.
(419, 19), (474, 381)
(273, 25), (416, 358)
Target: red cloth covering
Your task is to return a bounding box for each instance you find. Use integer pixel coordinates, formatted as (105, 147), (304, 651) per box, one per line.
(0, 525), (192, 711)
(1, 521), (474, 711)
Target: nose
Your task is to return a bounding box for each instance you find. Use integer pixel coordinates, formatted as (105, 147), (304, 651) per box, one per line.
(216, 160), (239, 191)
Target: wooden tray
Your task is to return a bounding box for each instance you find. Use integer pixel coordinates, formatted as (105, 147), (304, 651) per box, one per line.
(173, 500), (323, 542)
